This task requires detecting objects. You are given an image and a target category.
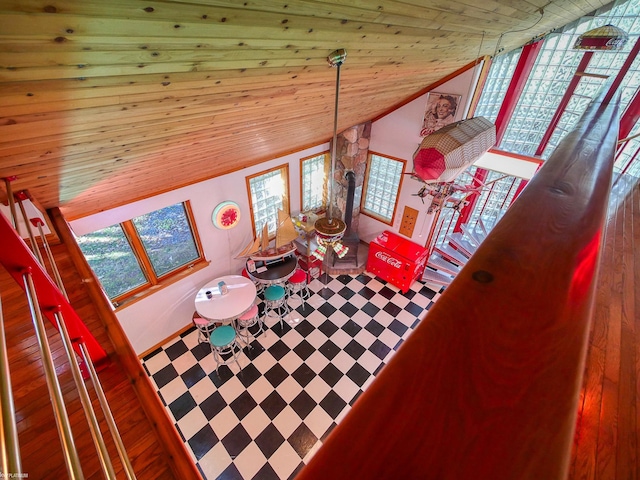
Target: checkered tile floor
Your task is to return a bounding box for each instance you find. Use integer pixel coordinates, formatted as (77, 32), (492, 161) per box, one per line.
(142, 273), (442, 479)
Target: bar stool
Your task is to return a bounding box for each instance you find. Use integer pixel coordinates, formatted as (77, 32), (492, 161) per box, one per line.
(209, 325), (242, 373)
(242, 267), (264, 295)
(236, 303), (264, 344)
(263, 284), (289, 328)
(287, 269), (310, 310)
(192, 311), (218, 344)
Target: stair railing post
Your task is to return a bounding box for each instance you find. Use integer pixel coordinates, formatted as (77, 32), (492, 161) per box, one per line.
(0, 295), (22, 476)
(53, 311), (116, 479)
(16, 193), (45, 267)
(22, 270), (85, 480)
(33, 218), (68, 301)
(2, 177), (18, 230)
(424, 208), (442, 255)
(77, 341), (137, 480)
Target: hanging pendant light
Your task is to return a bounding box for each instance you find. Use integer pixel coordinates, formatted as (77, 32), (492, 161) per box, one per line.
(573, 24), (628, 51)
(313, 49), (349, 261)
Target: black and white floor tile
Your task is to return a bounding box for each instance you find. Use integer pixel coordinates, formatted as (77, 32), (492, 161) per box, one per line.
(142, 273), (442, 480)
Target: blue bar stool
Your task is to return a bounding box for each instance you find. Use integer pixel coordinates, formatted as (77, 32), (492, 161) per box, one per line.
(209, 325), (242, 373)
(263, 284), (289, 328)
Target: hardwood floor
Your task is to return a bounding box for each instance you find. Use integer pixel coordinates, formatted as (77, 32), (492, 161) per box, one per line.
(570, 177), (640, 479)
(1, 241), (179, 478)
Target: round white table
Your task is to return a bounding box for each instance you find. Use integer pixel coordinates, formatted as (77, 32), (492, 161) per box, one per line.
(195, 275), (257, 322)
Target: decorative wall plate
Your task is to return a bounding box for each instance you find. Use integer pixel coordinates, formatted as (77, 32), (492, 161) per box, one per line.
(212, 201), (241, 229)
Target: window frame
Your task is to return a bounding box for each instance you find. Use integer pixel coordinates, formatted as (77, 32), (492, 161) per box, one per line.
(245, 163), (291, 239)
(360, 152), (406, 225)
(299, 152), (330, 213)
(80, 201), (206, 307)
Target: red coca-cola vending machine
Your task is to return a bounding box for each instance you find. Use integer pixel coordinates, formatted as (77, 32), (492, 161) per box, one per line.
(366, 230), (429, 293)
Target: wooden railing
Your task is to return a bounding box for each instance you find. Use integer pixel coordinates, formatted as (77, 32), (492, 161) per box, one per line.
(298, 87), (620, 477)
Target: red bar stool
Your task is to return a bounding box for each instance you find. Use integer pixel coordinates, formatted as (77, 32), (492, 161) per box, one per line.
(287, 268), (310, 310)
(242, 267), (264, 295)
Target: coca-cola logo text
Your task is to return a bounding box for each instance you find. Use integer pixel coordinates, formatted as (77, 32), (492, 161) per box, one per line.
(374, 251), (402, 268)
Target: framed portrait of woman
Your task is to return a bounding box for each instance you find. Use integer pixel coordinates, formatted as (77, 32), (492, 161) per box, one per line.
(420, 92), (462, 137)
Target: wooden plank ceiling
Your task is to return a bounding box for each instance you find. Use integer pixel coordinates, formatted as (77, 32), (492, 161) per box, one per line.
(0, 0), (610, 220)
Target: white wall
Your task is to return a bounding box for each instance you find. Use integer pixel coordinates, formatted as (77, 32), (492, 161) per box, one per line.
(70, 144), (328, 354)
(363, 64), (484, 245)
(1, 200), (51, 238)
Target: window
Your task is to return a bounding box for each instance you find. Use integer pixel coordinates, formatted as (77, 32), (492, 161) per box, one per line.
(475, 48), (522, 124)
(76, 202), (204, 304)
(615, 122), (640, 180)
(246, 164), (290, 237)
(300, 152), (329, 212)
(361, 153), (406, 224)
(476, 0), (640, 160)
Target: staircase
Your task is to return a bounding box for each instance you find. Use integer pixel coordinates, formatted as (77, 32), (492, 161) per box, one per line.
(422, 219), (493, 287)
(0, 188), (199, 478)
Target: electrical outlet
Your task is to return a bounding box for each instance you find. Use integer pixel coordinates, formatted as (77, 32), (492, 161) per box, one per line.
(399, 206), (419, 237)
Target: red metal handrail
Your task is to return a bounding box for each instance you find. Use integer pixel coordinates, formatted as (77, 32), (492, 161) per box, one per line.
(0, 212), (108, 367)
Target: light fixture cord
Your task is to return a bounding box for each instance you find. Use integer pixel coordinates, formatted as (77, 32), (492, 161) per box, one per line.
(328, 61), (341, 225)
(493, 7), (545, 57)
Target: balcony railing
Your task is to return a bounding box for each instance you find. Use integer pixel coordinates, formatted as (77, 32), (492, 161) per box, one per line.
(1, 185), (201, 479)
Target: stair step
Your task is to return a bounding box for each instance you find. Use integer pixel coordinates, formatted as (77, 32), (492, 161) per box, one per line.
(478, 217), (496, 236)
(479, 218), (488, 236)
(427, 254), (462, 276)
(422, 268), (454, 286)
(433, 244), (469, 267)
(460, 224), (485, 247)
(447, 232), (476, 258)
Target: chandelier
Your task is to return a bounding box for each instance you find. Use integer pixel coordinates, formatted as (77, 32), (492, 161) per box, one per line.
(573, 24), (628, 51)
(313, 49), (349, 261)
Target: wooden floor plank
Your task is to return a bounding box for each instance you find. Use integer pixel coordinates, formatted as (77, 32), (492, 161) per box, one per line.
(632, 185), (640, 480)
(614, 185), (637, 479)
(595, 184), (626, 480)
(570, 178), (640, 480)
(571, 184), (619, 479)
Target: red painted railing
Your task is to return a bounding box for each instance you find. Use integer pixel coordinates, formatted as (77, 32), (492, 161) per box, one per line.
(0, 212), (108, 367)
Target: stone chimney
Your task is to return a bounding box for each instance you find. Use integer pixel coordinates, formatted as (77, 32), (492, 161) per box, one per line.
(331, 121), (371, 231)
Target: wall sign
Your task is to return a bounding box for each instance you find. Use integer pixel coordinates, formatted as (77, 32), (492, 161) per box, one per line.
(212, 201), (241, 229)
(420, 91), (462, 137)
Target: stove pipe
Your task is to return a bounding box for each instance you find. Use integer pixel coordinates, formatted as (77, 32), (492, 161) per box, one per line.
(344, 171), (356, 235)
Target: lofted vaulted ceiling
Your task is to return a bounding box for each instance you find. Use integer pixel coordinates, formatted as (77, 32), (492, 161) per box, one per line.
(0, 0), (611, 219)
